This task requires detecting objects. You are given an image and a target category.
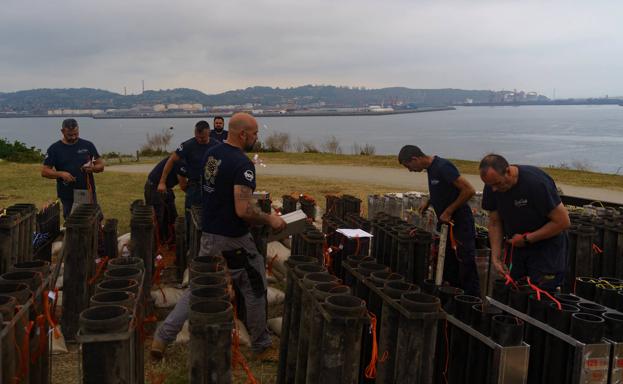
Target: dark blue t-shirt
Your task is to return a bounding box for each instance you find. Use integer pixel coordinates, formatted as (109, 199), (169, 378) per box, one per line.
(427, 156), (471, 219)
(482, 165), (566, 276)
(175, 137), (220, 181)
(43, 139), (100, 200)
(201, 143), (256, 237)
(482, 165), (561, 238)
(210, 130), (228, 142)
(148, 157), (186, 189)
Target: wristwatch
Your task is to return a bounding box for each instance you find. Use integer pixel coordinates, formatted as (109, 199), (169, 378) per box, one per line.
(523, 234), (531, 245)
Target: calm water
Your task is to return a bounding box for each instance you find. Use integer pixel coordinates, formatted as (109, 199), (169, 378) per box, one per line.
(1, 105), (622, 173)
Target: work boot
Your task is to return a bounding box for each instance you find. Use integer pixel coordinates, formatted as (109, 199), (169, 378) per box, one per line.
(150, 338), (167, 361)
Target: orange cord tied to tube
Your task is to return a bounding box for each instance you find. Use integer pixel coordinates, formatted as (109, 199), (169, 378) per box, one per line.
(88, 256), (109, 285)
(231, 303), (258, 384)
(266, 254), (279, 277)
(364, 312), (380, 379)
(592, 243), (603, 254)
(43, 290), (61, 339)
(526, 277), (562, 310)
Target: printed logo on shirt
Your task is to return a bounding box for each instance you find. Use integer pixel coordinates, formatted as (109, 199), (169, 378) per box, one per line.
(430, 179), (440, 185)
(514, 198), (528, 208)
(77, 148), (89, 154)
(177, 143), (184, 152)
(244, 170), (254, 182)
(203, 156), (221, 191)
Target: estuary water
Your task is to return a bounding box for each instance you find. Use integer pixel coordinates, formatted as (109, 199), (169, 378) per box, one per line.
(1, 105), (621, 173)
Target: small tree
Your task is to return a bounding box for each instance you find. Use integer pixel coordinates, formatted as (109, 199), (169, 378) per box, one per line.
(140, 128), (173, 156)
(352, 142), (376, 156)
(263, 131), (291, 152)
(322, 135), (342, 154)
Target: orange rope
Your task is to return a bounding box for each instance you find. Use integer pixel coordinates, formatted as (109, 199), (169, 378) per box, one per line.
(504, 273), (519, 289)
(266, 254), (279, 276)
(526, 277), (562, 310)
(88, 256), (109, 285)
(231, 302), (258, 384)
(43, 290), (61, 338)
(364, 312), (380, 379)
(592, 243), (603, 254)
(354, 235), (361, 256)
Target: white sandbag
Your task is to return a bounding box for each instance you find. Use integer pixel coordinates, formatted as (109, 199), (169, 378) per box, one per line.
(267, 241), (290, 277)
(51, 241), (63, 260)
(51, 325), (68, 354)
(280, 237), (292, 250)
(235, 319), (251, 347)
(172, 317), (251, 347)
(117, 232), (131, 256)
(267, 317), (282, 336)
(267, 286), (285, 306)
(181, 267), (189, 288)
(151, 287), (185, 308)
(174, 321), (190, 344)
(55, 263), (64, 289)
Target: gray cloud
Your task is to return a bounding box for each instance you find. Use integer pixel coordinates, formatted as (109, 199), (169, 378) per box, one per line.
(1, 0), (621, 97)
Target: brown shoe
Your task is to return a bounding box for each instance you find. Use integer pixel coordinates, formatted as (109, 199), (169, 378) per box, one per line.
(150, 338), (166, 361)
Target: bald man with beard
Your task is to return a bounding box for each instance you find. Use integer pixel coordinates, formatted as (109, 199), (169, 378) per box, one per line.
(151, 113), (286, 359)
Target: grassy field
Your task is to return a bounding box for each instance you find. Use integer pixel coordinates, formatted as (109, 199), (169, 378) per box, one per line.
(0, 161), (397, 233)
(255, 152), (623, 190)
(121, 152), (623, 190)
(2, 152), (621, 232)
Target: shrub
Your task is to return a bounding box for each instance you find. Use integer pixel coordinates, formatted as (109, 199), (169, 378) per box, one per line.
(140, 128), (173, 155)
(0, 138), (44, 163)
(263, 131), (291, 152)
(322, 135), (342, 154)
(293, 138), (319, 153)
(352, 142), (376, 156)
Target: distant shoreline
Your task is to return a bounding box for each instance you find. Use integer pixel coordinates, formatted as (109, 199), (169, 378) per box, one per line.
(0, 106), (454, 119)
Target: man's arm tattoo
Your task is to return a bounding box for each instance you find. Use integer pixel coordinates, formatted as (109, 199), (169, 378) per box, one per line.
(236, 186), (266, 219)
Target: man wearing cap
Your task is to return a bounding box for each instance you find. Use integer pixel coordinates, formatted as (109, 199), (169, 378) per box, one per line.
(479, 153), (570, 290)
(398, 145), (481, 296)
(41, 119), (105, 218)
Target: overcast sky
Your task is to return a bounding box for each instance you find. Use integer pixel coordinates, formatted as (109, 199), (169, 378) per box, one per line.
(1, 0), (621, 98)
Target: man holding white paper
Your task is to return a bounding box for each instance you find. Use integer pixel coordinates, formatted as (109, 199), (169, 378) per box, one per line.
(398, 145), (480, 296)
(41, 119), (105, 218)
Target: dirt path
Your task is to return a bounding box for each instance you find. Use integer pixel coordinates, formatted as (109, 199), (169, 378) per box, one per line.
(108, 163), (623, 204)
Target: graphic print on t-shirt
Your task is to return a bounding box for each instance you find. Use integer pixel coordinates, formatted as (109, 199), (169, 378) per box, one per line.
(203, 156), (221, 193)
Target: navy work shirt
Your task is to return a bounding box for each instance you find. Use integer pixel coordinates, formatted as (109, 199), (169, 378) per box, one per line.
(210, 130), (228, 142)
(148, 157), (186, 189)
(201, 143), (256, 237)
(482, 165), (561, 237)
(43, 139), (100, 200)
(175, 137), (220, 181)
(427, 156), (471, 220)
(482, 165), (566, 276)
